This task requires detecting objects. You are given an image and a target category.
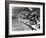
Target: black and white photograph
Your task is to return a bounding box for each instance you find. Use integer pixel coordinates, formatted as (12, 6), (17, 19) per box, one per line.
(5, 1), (45, 37)
(12, 7), (40, 31)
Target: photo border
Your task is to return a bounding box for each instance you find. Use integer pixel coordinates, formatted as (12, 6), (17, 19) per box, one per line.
(5, 1), (45, 37)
